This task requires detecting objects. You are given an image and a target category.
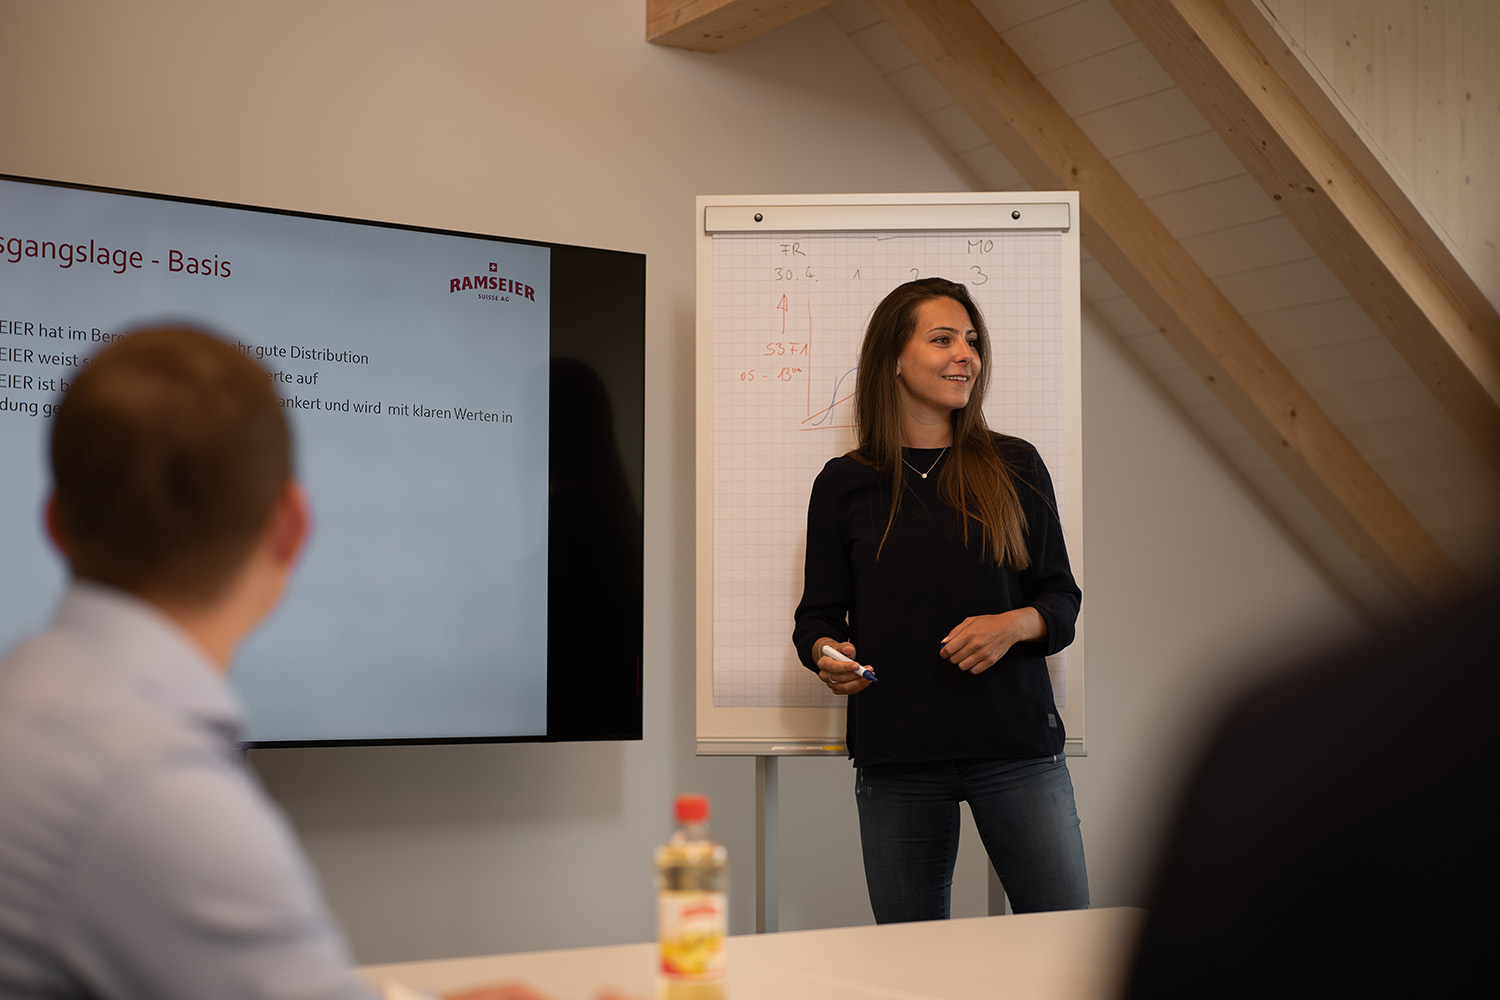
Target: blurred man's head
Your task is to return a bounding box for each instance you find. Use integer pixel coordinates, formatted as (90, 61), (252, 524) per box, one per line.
(48, 326), (293, 609)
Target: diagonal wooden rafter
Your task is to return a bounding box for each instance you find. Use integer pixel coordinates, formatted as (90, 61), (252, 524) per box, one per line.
(1111, 0), (1500, 469)
(646, 0), (834, 53)
(857, 0), (1469, 605)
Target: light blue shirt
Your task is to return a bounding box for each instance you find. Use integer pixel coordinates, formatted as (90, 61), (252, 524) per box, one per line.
(0, 582), (377, 1000)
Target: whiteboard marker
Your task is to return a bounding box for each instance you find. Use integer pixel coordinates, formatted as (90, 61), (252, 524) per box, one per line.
(820, 643), (878, 682)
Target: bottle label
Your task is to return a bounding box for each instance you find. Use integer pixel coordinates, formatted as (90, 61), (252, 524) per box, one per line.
(657, 890), (726, 981)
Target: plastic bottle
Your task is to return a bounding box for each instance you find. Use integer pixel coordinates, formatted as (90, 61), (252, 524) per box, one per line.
(654, 794), (728, 1000)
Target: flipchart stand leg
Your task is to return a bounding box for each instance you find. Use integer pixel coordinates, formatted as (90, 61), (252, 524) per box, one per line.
(755, 756), (778, 933)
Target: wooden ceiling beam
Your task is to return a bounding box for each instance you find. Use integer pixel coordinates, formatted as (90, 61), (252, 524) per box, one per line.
(1111, 0), (1500, 469)
(647, 0), (835, 53)
(867, 0), (1468, 604)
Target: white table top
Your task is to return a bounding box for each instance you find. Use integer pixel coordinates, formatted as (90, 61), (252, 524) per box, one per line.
(360, 907), (1145, 1000)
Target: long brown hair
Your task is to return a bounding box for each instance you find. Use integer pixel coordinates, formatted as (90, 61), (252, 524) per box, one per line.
(852, 278), (1030, 570)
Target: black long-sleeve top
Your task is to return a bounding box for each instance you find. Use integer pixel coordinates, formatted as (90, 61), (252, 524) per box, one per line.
(792, 434), (1081, 766)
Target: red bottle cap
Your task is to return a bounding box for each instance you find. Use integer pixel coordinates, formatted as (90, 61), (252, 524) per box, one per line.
(675, 794), (709, 823)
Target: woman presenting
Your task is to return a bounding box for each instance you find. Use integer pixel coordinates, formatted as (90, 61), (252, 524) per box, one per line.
(793, 278), (1087, 922)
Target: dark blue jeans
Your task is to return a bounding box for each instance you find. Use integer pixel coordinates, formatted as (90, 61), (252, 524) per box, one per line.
(854, 755), (1089, 922)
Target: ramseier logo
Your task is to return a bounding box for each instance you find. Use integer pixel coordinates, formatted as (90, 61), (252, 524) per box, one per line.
(449, 260), (535, 301)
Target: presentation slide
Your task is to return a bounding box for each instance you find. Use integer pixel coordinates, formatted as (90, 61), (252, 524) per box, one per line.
(0, 177), (551, 742)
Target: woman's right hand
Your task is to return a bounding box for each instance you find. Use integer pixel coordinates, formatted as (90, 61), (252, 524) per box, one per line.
(815, 639), (873, 696)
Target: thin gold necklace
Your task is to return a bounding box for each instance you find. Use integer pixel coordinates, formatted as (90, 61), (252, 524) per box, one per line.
(901, 445), (948, 480)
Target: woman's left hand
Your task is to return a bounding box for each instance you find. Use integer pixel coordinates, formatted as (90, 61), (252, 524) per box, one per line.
(939, 608), (1046, 674)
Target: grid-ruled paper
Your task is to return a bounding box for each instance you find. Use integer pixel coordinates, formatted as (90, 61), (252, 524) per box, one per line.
(712, 231), (1070, 708)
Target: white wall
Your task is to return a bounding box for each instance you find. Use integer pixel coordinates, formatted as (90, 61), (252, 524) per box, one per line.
(1, 0), (1362, 964)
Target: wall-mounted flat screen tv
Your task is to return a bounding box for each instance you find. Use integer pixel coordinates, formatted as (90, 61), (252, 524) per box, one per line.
(0, 174), (643, 746)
